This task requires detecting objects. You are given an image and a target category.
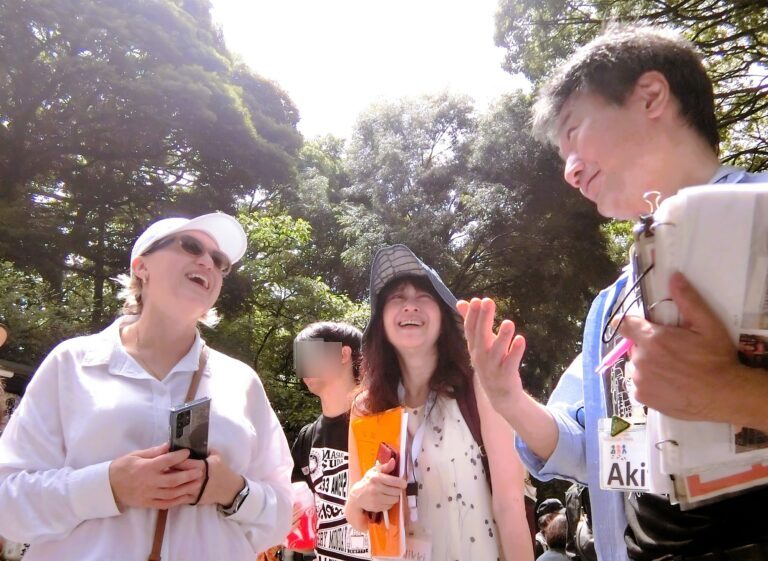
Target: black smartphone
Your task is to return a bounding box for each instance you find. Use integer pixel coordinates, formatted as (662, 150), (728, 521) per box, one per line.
(169, 397), (211, 460)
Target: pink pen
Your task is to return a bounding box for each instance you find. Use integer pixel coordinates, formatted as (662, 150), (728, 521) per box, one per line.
(595, 337), (633, 373)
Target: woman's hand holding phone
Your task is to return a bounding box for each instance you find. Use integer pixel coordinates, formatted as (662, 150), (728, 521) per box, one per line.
(348, 457), (406, 514)
(108, 443), (204, 511)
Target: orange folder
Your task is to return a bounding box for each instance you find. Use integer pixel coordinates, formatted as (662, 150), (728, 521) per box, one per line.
(350, 406), (408, 558)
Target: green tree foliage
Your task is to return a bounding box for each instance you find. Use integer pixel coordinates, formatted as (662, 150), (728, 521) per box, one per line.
(465, 93), (616, 396)
(1, 0), (627, 434)
(338, 93), (477, 297)
(288, 93), (618, 398)
(0, 260), (105, 364)
(208, 210), (365, 440)
(0, 0), (301, 327)
(494, 0), (768, 171)
(278, 136), (359, 294)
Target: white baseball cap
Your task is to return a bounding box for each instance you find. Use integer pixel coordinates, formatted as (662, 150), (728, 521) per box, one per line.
(130, 213), (247, 269)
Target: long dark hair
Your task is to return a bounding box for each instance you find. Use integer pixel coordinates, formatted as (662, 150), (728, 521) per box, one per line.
(355, 275), (473, 415)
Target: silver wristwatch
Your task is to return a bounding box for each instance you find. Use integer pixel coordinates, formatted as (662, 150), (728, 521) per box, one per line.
(217, 480), (250, 517)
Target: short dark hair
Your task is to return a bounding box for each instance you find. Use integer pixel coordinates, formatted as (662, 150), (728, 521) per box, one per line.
(294, 322), (363, 381)
(542, 513), (568, 550)
(532, 24), (719, 151)
(537, 511), (560, 532)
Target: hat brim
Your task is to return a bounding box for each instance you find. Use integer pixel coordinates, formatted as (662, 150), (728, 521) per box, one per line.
(365, 245), (460, 336)
(159, 213), (247, 264)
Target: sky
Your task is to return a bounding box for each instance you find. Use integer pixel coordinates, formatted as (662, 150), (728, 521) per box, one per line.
(210, 0), (529, 139)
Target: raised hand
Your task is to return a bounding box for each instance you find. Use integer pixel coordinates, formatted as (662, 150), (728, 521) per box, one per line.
(457, 298), (527, 420)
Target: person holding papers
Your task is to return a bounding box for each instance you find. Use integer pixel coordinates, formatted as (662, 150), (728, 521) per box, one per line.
(460, 24), (768, 561)
(344, 245), (533, 561)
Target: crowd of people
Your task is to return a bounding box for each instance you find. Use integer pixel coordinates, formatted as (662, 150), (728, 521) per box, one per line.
(0, 23), (767, 561)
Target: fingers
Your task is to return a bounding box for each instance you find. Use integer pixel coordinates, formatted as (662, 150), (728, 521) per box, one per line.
(669, 273), (727, 337)
(173, 458), (205, 472)
(374, 473), (407, 490)
(475, 298), (496, 348)
(151, 448), (191, 471)
(376, 484), (405, 499)
(456, 300), (469, 319)
(366, 461), (407, 490)
(160, 465), (204, 488)
(616, 314), (650, 342)
(503, 335), (527, 375)
(491, 320), (517, 363)
(133, 443), (170, 459)
(463, 298), (482, 351)
(377, 457), (396, 475)
(155, 478), (203, 501)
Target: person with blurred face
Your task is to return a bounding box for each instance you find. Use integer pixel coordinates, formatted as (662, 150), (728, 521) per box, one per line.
(289, 322), (371, 561)
(344, 245), (533, 561)
(0, 214), (293, 561)
(460, 24), (768, 561)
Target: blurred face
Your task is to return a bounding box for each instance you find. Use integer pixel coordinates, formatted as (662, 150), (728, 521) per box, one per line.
(294, 340), (349, 396)
(556, 86), (667, 220)
(133, 230), (224, 321)
(382, 281), (442, 353)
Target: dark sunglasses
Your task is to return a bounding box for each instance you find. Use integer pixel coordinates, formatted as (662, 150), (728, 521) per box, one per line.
(142, 234), (232, 276)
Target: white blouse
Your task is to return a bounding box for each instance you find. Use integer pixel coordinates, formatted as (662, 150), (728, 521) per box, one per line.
(405, 395), (501, 561)
(0, 316), (293, 561)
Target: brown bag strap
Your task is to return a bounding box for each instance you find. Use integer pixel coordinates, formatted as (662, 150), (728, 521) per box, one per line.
(456, 377), (492, 493)
(148, 510), (168, 561)
(148, 345), (209, 561)
(184, 345), (208, 402)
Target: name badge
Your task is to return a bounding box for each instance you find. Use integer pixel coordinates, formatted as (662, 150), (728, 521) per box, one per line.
(598, 417), (650, 492)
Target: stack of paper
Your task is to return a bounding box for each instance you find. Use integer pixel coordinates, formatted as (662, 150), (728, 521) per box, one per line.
(644, 184), (768, 508)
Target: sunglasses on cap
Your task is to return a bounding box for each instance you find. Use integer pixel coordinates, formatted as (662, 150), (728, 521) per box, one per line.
(141, 234), (232, 276)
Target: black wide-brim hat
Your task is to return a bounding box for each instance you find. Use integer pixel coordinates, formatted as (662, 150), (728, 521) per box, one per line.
(364, 244), (461, 336)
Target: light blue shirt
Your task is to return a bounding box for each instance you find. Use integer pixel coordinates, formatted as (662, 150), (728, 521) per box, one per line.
(516, 167), (768, 561)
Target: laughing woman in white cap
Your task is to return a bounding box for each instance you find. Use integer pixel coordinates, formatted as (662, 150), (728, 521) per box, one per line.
(0, 214), (293, 561)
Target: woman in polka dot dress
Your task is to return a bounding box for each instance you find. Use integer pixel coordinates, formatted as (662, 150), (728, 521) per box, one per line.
(344, 245), (533, 561)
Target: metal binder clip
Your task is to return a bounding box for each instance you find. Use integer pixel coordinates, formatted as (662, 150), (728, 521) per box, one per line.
(643, 191), (663, 214)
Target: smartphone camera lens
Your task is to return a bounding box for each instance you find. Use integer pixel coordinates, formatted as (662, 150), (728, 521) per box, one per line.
(175, 410), (192, 438)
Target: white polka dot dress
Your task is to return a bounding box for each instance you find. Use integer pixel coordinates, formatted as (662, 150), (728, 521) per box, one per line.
(404, 395), (501, 561)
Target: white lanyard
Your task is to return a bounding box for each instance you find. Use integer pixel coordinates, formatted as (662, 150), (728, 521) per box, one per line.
(397, 383), (437, 522)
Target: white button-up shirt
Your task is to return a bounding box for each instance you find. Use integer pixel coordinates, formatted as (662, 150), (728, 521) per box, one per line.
(0, 316), (293, 561)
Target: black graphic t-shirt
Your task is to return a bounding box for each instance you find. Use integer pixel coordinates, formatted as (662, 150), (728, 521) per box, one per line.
(291, 413), (370, 561)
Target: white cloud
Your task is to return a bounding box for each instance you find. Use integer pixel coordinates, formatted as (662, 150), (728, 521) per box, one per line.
(211, 0), (529, 139)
